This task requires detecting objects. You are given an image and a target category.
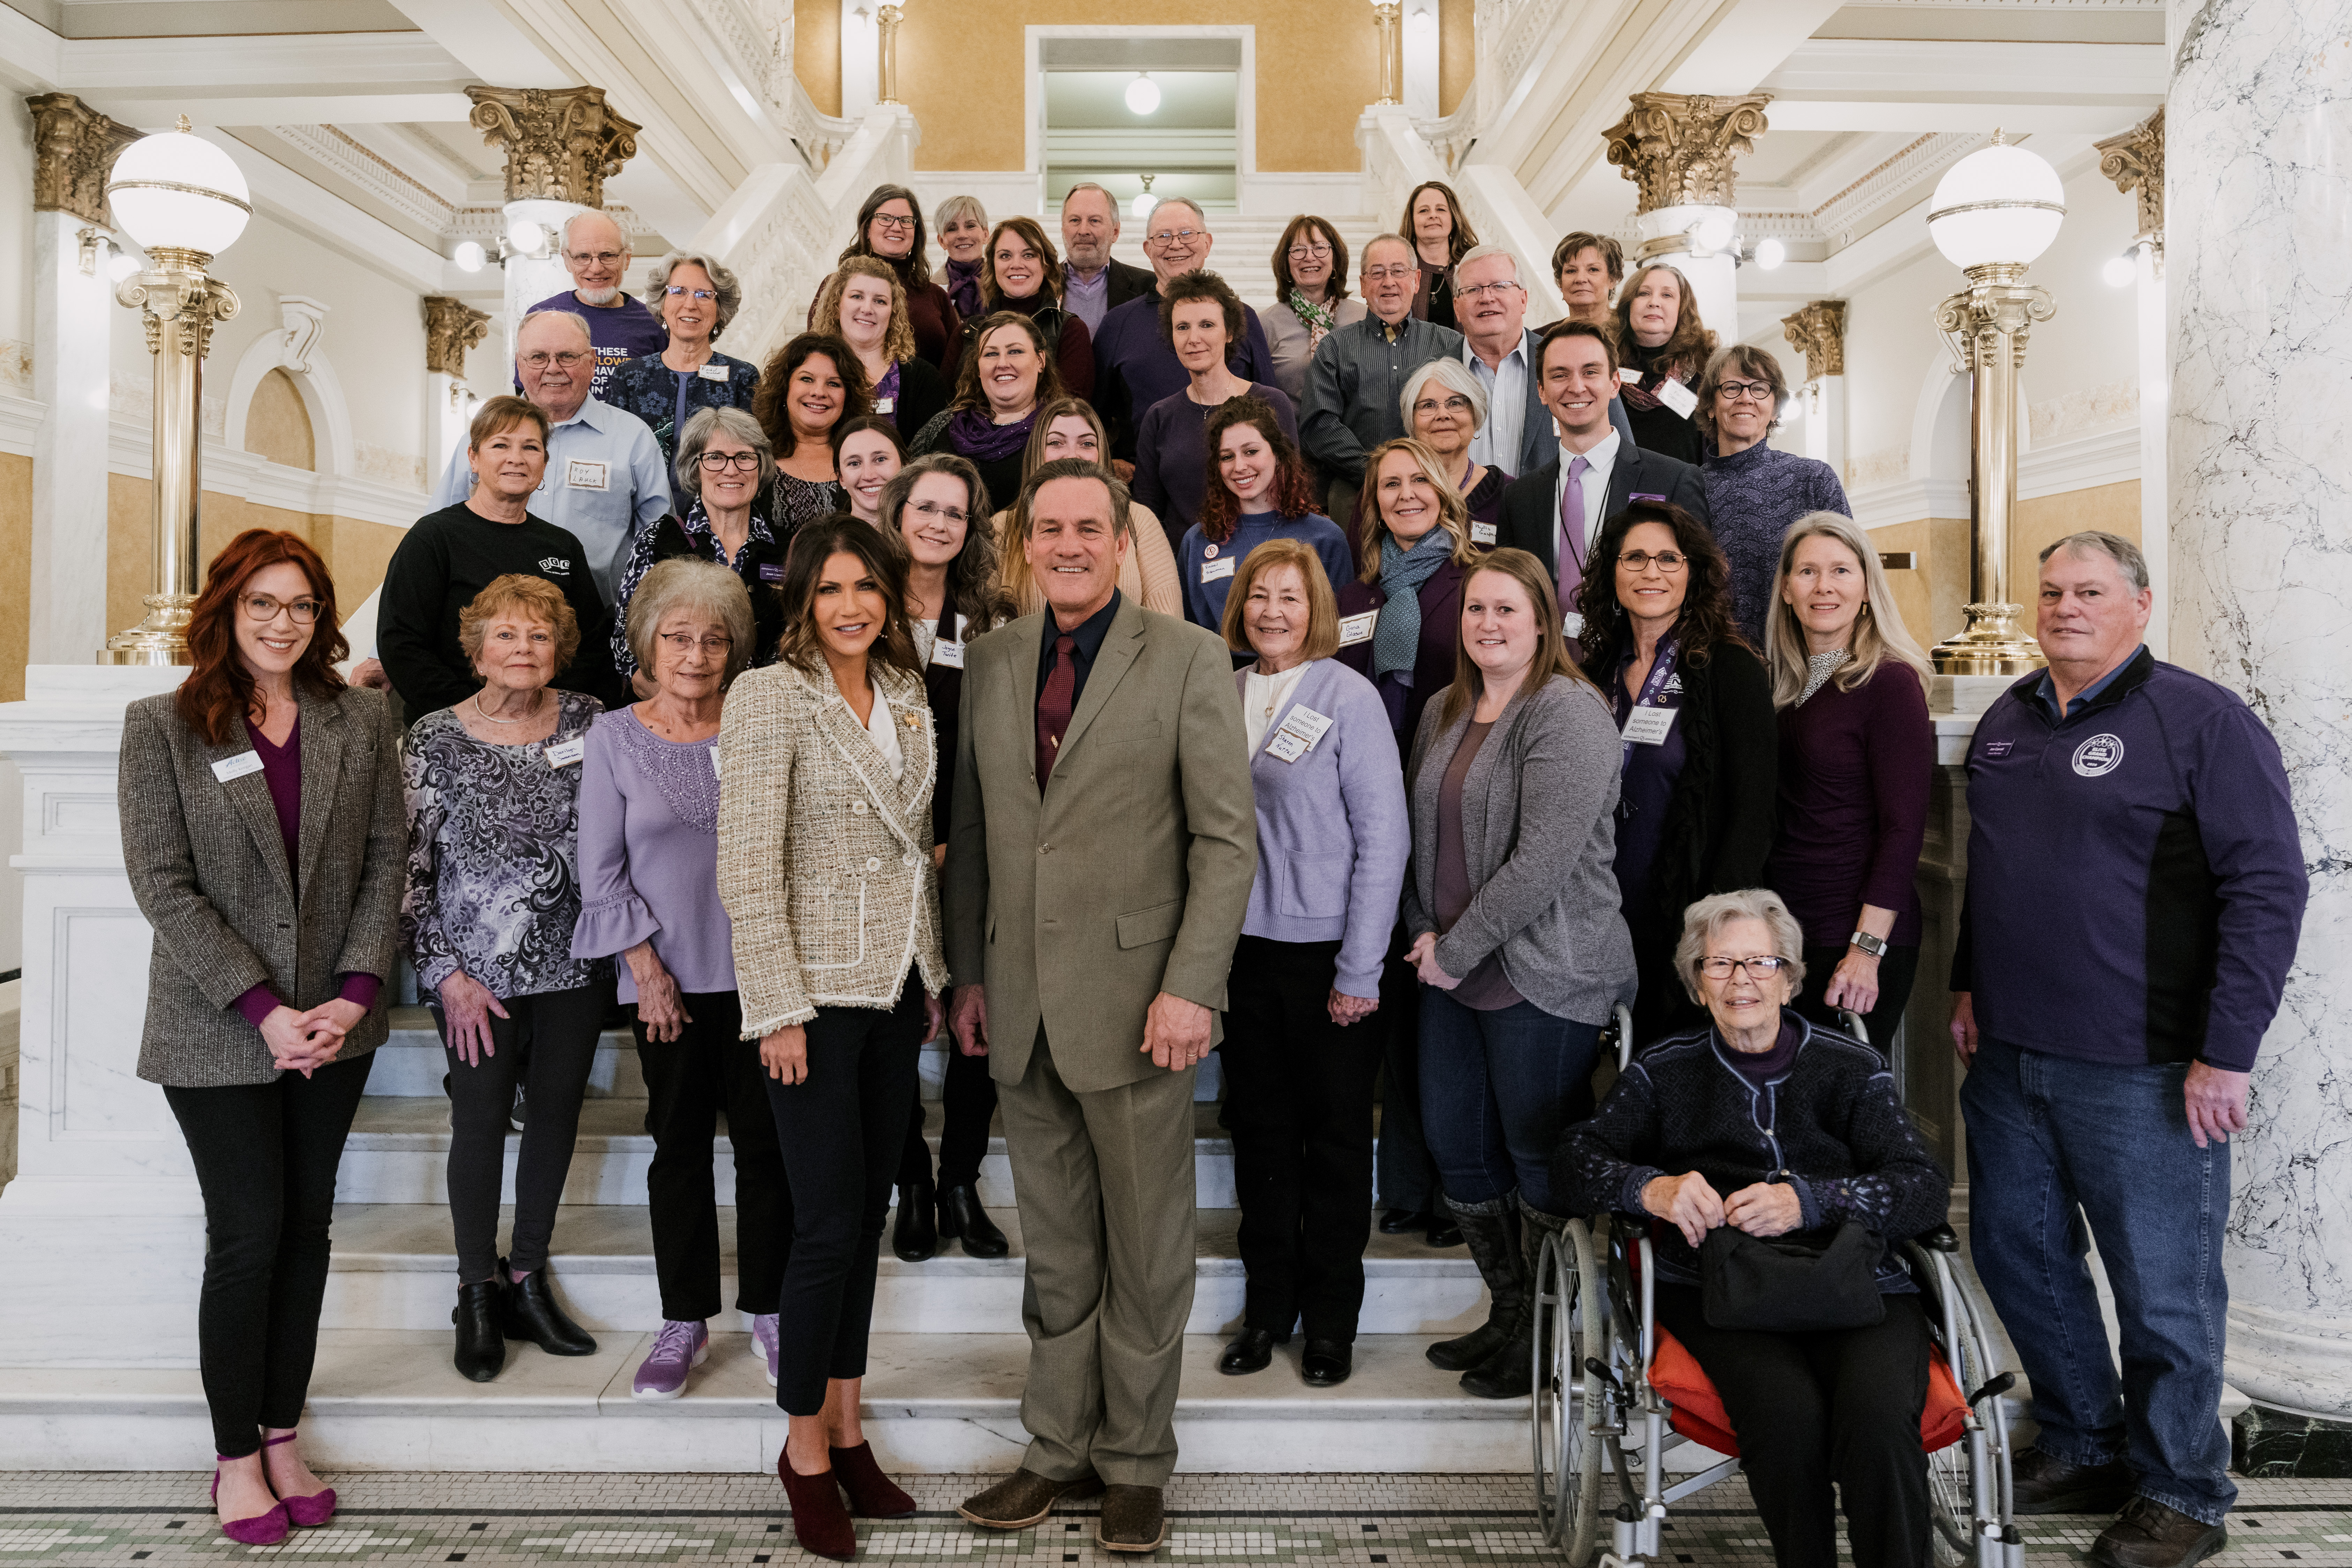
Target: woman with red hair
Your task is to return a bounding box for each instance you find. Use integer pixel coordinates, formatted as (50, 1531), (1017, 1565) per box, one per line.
(118, 530), (405, 1546)
(1178, 396), (1353, 632)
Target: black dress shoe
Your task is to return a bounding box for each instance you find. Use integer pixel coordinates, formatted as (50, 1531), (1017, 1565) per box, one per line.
(1217, 1327), (1290, 1375)
(892, 1183), (939, 1261)
(452, 1280), (506, 1382)
(2091, 1498), (2228, 1568)
(2012, 1447), (2136, 1516)
(1378, 1208), (1430, 1235)
(499, 1260), (598, 1355)
(1426, 1214), (1464, 1247)
(1301, 1338), (1353, 1386)
(938, 1183), (1009, 1259)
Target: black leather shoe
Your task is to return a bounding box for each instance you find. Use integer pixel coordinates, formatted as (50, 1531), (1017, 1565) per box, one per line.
(1217, 1327), (1289, 1375)
(892, 1183), (938, 1261)
(2012, 1447), (2136, 1516)
(1301, 1338), (1353, 1387)
(2091, 1497), (2228, 1568)
(938, 1183), (1009, 1259)
(499, 1260), (598, 1355)
(1378, 1208), (1430, 1235)
(1426, 1214), (1464, 1247)
(452, 1280), (506, 1382)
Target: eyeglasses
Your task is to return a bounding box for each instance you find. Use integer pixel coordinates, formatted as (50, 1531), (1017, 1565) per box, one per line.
(870, 213), (917, 231)
(1617, 550), (1688, 573)
(1413, 395), (1474, 416)
(698, 451), (761, 471)
(1148, 228), (1204, 246)
(565, 250), (625, 267)
(665, 285), (717, 302)
(519, 350), (589, 370)
(1362, 264), (1419, 282)
(241, 593), (322, 625)
(1286, 243), (1334, 261)
(1717, 380), (1776, 402)
(657, 632), (734, 655)
(1697, 955), (1792, 980)
(908, 500), (970, 526)
(1455, 280), (1524, 300)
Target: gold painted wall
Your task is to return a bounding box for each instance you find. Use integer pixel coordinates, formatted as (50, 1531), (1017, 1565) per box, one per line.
(105, 478), (406, 646)
(798, 2), (841, 116)
(244, 370), (317, 472)
(883, 2), (1383, 172)
(1867, 480), (2141, 652)
(0, 453), (29, 704)
(1440, 0), (1473, 116)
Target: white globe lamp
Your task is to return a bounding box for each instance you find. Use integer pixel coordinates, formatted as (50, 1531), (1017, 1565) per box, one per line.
(106, 118), (251, 262)
(1125, 73), (1161, 116)
(1928, 136), (2065, 276)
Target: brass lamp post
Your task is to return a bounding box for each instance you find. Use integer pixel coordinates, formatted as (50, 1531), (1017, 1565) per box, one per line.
(1371, 0), (1402, 107)
(1925, 133), (2064, 675)
(100, 117), (249, 665)
(876, 1), (906, 105)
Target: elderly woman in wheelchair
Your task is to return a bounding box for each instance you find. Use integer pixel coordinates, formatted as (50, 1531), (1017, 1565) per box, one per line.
(1546, 888), (2009, 1568)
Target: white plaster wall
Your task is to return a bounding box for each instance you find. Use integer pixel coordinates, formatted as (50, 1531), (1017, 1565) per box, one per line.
(0, 97), (36, 387)
(1838, 244), (1953, 489)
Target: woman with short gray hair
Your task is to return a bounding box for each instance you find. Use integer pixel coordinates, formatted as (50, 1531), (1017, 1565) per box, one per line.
(603, 250), (761, 472)
(934, 194), (989, 321)
(1696, 342), (1851, 646)
(1399, 357), (1508, 534)
(611, 406), (791, 679)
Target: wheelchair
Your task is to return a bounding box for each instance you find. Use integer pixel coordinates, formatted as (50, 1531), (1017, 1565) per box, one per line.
(1531, 1005), (2022, 1568)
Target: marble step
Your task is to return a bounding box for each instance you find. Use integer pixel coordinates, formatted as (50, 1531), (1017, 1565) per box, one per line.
(336, 1098), (1243, 1208)
(0, 1328), (1532, 1473)
(320, 1203), (1488, 1337)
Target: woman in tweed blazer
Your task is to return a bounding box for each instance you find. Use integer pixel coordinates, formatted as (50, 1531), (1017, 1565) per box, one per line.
(716, 517), (946, 1560)
(118, 530), (404, 1545)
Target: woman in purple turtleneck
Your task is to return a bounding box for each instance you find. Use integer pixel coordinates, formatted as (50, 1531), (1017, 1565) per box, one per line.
(1698, 344), (1851, 648)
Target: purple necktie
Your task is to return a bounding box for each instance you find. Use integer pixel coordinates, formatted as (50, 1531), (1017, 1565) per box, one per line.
(1559, 455), (1592, 613)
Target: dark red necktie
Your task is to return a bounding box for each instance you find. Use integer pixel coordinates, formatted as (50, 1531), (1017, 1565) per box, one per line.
(1036, 634), (1076, 793)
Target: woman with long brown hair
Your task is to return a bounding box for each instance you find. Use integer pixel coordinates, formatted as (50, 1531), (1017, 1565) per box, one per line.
(959, 215), (1093, 398)
(752, 333), (871, 537)
(811, 257), (951, 444)
(1401, 180), (1479, 331)
(1614, 262), (1719, 464)
(1178, 396), (1351, 631)
(119, 529), (405, 1544)
(991, 396), (1183, 617)
(806, 182), (962, 374)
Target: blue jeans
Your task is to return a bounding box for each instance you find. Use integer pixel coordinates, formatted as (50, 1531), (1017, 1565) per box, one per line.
(1417, 988), (1599, 1214)
(1961, 1037), (2234, 1524)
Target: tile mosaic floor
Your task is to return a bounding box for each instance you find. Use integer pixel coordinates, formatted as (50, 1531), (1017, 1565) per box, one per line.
(1, 1472), (2347, 1565)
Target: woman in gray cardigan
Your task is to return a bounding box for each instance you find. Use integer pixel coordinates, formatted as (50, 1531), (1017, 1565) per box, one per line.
(118, 530), (405, 1545)
(1212, 540), (1410, 1391)
(1402, 546), (1637, 1401)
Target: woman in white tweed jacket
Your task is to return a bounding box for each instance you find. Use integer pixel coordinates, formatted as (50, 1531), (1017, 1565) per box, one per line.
(716, 516), (946, 1559)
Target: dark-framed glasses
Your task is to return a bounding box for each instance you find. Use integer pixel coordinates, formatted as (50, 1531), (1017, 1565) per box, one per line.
(1617, 549), (1688, 573)
(1286, 243), (1334, 261)
(241, 593), (322, 625)
(870, 212), (917, 232)
(1697, 955), (1792, 980)
(698, 451), (762, 471)
(1718, 380), (1776, 402)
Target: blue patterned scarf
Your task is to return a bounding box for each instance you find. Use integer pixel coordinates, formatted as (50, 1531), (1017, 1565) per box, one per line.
(1372, 527), (1451, 677)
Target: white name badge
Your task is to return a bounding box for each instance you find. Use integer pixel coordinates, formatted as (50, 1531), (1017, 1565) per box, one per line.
(566, 458), (611, 491)
(1265, 704), (1336, 763)
(1201, 555), (1237, 583)
(544, 736), (586, 768)
(212, 751), (264, 783)
(1619, 368), (1645, 386)
(1621, 705), (1678, 745)
(1337, 609), (1377, 648)
(874, 396), (896, 414)
(1470, 521), (1497, 546)
(1656, 379), (1700, 420)
(931, 637), (966, 670)
(1564, 610), (1586, 638)
(697, 363), (730, 382)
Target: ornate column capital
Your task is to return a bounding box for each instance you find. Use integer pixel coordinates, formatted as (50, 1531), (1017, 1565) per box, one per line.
(26, 92), (143, 226)
(423, 296), (492, 380)
(1602, 91), (1772, 212)
(1781, 300), (1847, 381)
(2094, 105), (2164, 247)
(464, 85), (642, 207)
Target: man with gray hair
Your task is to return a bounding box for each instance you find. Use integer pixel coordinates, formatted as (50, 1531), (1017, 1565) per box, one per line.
(1951, 530), (2306, 1568)
(1058, 182), (1155, 336)
(1089, 197), (1276, 466)
(1452, 242), (1632, 475)
(528, 208), (668, 398)
(1301, 233), (1464, 522)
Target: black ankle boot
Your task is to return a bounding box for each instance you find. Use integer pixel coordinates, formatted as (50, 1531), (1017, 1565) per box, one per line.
(937, 1183), (1009, 1259)
(893, 1181), (939, 1261)
(1426, 1197), (1524, 1371)
(499, 1259), (598, 1355)
(453, 1280), (506, 1382)
(1460, 1200), (1570, 1399)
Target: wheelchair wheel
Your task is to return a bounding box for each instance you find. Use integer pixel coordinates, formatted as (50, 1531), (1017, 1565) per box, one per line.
(1927, 1443), (1974, 1567)
(1531, 1218), (1606, 1565)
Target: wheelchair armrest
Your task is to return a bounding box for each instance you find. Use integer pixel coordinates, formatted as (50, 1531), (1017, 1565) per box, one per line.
(1915, 1222), (1961, 1253)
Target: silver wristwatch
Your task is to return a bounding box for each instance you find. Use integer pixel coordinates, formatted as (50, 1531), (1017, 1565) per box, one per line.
(1848, 929), (1888, 958)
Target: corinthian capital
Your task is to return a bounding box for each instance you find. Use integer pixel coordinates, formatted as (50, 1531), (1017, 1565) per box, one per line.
(2094, 106), (2164, 246)
(1603, 92), (1772, 213)
(27, 93), (143, 225)
(464, 85), (642, 207)
(1781, 301), (1847, 381)
(423, 296), (492, 379)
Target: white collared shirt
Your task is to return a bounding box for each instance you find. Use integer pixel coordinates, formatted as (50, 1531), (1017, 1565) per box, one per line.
(1553, 428), (1622, 576)
(864, 685), (906, 782)
(1463, 334), (1529, 471)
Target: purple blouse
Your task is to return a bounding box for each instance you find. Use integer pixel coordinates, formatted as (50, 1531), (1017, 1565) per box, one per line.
(570, 706), (736, 998)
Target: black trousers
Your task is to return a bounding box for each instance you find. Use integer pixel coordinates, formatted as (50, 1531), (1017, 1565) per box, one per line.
(762, 977), (926, 1416)
(162, 1051), (375, 1458)
(897, 1036), (997, 1191)
(433, 986), (603, 1283)
(637, 991), (788, 1322)
(1221, 936), (1382, 1342)
(1654, 1284), (1932, 1568)
(1794, 943), (1921, 1060)
(1373, 946), (1441, 1212)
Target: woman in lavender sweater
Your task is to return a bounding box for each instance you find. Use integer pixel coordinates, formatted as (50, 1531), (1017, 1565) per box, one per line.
(1697, 344), (1851, 647)
(1212, 539), (1410, 1391)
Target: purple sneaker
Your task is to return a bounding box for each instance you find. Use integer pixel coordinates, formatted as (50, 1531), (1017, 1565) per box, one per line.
(751, 1314), (781, 1388)
(631, 1319), (708, 1401)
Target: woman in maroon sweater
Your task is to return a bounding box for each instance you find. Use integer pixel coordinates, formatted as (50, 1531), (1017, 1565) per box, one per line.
(1761, 511), (1936, 1050)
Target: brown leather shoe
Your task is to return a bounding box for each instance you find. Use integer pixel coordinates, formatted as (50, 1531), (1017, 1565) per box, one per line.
(956, 1468), (1104, 1530)
(2011, 1447), (2135, 1515)
(2090, 1497), (2229, 1568)
(1097, 1484), (1166, 1553)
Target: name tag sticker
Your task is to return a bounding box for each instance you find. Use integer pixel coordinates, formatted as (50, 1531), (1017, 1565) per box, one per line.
(697, 364), (730, 382)
(1265, 704), (1336, 763)
(759, 562), (785, 584)
(1201, 555), (1236, 583)
(931, 638), (966, 670)
(1564, 610), (1585, 638)
(1337, 610), (1377, 647)
(1621, 706), (1677, 746)
(566, 458), (611, 491)
(544, 736), (586, 768)
(1619, 368), (1645, 386)
(874, 396), (895, 414)
(1470, 521), (1497, 546)
(1657, 379), (1700, 420)
(212, 751), (264, 783)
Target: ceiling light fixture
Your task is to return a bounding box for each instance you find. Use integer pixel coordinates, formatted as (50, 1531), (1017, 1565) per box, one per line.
(1131, 173), (1157, 220)
(454, 240), (487, 273)
(2102, 250), (2137, 288)
(1754, 236), (1786, 271)
(1125, 72), (1161, 115)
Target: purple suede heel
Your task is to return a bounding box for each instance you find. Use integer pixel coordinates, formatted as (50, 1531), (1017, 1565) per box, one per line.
(212, 1457), (291, 1546)
(264, 1432), (337, 1527)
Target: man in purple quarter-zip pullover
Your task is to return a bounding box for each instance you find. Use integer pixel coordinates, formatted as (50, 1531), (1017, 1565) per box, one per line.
(1948, 531), (2307, 1568)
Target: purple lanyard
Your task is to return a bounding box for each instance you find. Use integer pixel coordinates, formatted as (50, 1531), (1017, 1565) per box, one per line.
(1620, 633), (1680, 767)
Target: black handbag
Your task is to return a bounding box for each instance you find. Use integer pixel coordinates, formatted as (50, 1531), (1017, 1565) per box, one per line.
(1699, 1217), (1887, 1333)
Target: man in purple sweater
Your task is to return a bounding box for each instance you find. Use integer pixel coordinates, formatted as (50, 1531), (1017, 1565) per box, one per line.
(1950, 532), (2306, 1568)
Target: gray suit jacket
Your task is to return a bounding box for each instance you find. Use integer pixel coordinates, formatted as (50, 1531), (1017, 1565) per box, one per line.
(120, 684), (406, 1087)
(944, 595), (1258, 1093)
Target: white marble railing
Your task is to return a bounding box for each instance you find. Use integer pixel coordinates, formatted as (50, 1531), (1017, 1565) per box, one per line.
(1414, 93), (1479, 173)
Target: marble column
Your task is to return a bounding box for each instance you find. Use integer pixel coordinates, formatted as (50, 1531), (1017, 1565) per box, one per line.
(24, 94), (139, 665)
(2096, 106), (2169, 659)
(422, 294), (491, 472)
(1603, 92), (1770, 344)
(1781, 300), (1847, 474)
(2167, 0), (2352, 1474)
(463, 85), (641, 345)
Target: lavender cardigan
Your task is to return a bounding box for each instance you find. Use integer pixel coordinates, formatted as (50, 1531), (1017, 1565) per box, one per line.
(1234, 659), (1411, 997)
(570, 706), (736, 999)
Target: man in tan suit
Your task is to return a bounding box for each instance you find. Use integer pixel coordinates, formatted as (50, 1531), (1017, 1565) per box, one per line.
(945, 458), (1256, 1552)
